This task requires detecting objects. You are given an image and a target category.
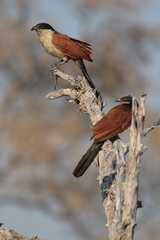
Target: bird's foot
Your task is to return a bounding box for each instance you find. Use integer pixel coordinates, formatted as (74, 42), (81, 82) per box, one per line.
(51, 60), (65, 70)
(50, 62), (61, 77)
(51, 62), (58, 71)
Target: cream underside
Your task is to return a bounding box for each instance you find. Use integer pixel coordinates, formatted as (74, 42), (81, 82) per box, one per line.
(38, 30), (68, 61)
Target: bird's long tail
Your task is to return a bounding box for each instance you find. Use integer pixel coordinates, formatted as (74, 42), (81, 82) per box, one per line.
(73, 141), (104, 178)
(74, 59), (96, 90)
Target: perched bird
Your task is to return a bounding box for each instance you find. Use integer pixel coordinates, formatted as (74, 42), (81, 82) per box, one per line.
(31, 22), (95, 89)
(73, 95), (133, 178)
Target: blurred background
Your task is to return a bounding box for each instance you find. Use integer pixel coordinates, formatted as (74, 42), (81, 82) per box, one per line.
(0, 0), (160, 239)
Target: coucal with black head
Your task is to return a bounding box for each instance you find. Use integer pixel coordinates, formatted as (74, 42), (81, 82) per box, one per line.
(31, 23), (95, 89)
(73, 95), (134, 178)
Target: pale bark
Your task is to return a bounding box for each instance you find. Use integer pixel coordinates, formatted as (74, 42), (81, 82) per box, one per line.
(0, 228), (41, 240)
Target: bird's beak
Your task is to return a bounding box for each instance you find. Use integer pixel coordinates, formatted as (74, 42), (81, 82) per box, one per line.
(31, 26), (36, 31)
(115, 98), (121, 103)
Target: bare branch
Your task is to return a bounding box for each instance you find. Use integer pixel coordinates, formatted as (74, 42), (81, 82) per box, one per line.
(141, 118), (160, 137)
(46, 88), (78, 100)
(50, 68), (82, 88)
(0, 228), (42, 240)
(47, 68), (104, 124)
(123, 118), (160, 154)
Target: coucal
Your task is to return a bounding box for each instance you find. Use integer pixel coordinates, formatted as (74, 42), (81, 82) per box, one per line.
(31, 22), (95, 89)
(73, 95), (133, 178)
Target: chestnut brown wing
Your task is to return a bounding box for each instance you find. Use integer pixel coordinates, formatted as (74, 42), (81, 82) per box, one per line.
(52, 32), (92, 61)
(93, 105), (132, 142)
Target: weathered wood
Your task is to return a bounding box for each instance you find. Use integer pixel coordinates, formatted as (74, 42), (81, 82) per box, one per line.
(0, 228), (42, 240)
(119, 95), (147, 240)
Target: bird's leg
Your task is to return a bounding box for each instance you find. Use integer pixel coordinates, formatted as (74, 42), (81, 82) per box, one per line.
(51, 60), (66, 70)
(50, 60), (66, 89)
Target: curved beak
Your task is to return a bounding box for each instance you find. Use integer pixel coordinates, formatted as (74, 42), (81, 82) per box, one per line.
(31, 26), (36, 31)
(115, 98), (121, 103)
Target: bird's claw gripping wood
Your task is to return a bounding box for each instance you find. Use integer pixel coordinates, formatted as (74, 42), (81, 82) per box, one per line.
(51, 60), (65, 70)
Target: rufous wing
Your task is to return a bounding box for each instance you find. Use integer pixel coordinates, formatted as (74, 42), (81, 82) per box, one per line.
(52, 32), (92, 61)
(93, 105), (132, 142)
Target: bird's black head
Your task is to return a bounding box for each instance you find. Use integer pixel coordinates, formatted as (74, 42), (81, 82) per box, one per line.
(31, 23), (55, 32)
(115, 95), (132, 105)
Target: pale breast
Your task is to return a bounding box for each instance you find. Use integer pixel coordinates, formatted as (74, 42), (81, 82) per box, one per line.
(38, 30), (68, 61)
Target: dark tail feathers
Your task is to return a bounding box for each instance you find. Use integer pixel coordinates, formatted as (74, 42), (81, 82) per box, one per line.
(74, 59), (96, 90)
(73, 141), (104, 178)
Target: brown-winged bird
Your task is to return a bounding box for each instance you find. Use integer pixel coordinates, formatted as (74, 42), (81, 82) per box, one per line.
(31, 22), (95, 89)
(73, 95), (133, 178)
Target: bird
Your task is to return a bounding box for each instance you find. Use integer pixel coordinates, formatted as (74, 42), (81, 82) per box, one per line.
(31, 22), (96, 90)
(73, 95), (133, 178)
